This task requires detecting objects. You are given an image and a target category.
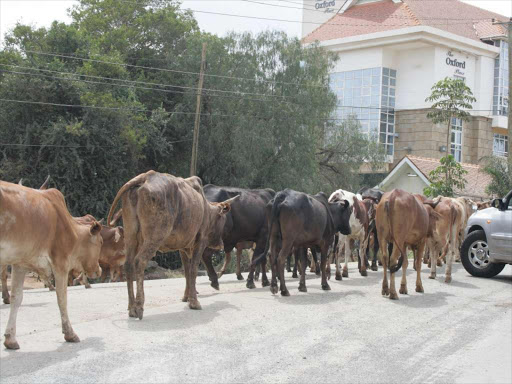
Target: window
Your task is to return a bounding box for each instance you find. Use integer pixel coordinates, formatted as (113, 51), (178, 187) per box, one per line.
(451, 117), (462, 162)
(329, 67), (397, 157)
(493, 134), (508, 157)
(493, 41), (509, 116)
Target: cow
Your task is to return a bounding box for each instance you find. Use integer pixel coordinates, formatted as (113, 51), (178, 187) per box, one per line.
(328, 190), (373, 280)
(0, 181), (103, 349)
(253, 189), (351, 296)
(107, 171), (238, 319)
(476, 200), (492, 210)
(215, 241), (254, 280)
(71, 215), (125, 287)
(427, 198), (460, 283)
(376, 189), (440, 300)
(200, 185), (275, 290)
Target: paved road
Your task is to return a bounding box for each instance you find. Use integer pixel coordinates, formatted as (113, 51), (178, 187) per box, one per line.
(1, 263), (511, 384)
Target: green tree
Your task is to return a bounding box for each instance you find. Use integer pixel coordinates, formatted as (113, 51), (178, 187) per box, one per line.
(483, 156), (512, 197)
(423, 155), (468, 197)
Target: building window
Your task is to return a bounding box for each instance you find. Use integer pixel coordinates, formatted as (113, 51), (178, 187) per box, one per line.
(493, 41), (509, 116)
(451, 117), (462, 162)
(493, 134), (508, 157)
(329, 67), (396, 157)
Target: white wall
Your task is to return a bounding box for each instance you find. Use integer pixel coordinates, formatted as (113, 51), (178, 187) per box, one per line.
(394, 46), (436, 110)
(381, 163), (429, 195)
(329, 46), (384, 72)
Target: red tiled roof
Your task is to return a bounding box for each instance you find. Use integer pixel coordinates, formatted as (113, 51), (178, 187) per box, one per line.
(405, 155), (492, 199)
(303, 0), (508, 44)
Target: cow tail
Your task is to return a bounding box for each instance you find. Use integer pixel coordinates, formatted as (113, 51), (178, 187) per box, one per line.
(107, 172), (150, 226)
(251, 192), (286, 267)
(385, 196), (404, 274)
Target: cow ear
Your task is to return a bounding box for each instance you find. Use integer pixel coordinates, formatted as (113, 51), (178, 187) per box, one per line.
(341, 200), (349, 209)
(218, 202), (231, 215)
(90, 221), (102, 236)
(114, 227), (124, 242)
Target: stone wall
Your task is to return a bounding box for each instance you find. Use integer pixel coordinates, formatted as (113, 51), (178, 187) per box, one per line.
(394, 109), (493, 165)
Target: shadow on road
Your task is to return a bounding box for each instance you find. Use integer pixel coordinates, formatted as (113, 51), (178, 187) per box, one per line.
(388, 291), (455, 308)
(274, 289), (365, 305)
(113, 300), (239, 333)
(0, 337), (105, 379)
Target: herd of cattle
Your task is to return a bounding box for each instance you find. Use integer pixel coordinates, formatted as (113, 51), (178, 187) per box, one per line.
(0, 171), (491, 350)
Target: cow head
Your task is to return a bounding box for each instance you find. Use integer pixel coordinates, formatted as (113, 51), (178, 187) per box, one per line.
(76, 220), (103, 279)
(329, 199), (351, 236)
(207, 195), (240, 250)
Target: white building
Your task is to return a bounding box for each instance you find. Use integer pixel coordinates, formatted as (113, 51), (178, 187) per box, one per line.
(302, 0), (509, 168)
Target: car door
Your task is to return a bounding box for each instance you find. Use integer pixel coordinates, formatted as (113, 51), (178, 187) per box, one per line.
(490, 197), (512, 262)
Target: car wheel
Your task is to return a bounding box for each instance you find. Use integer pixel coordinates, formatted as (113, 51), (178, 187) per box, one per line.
(460, 230), (505, 278)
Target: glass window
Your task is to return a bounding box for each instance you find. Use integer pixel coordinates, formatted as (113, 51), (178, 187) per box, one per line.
(493, 41), (509, 116)
(493, 134), (508, 157)
(451, 118), (463, 162)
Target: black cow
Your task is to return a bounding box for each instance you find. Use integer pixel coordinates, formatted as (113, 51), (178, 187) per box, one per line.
(253, 189), (351, 296)
(201, 185), (275, 289)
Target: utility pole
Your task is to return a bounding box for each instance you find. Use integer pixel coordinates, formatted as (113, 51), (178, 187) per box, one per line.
(190, 42), (207, 177)
(493, 18), (512, 175)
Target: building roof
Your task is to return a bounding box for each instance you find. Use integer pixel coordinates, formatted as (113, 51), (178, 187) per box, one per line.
(303, 0), (509, 44)
(386, 155), (493, 199)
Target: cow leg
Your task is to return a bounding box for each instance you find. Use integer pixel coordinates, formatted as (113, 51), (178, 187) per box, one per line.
(335, 240), (342, 281)
(277, 244), (291, 296)
(81, 273), (91, 289)
(445, 239), (455, 284)
(132, 244), (159, 320)
(388, 243), (401, 300)
(109, 268), (115, 283)
(201, 249), (219, 290)
(292, 250), (299, 279)
(180, 252), (191, 303)
(54, 268), (80, 343)
(3, 266), (27, 349)
(234, 246), (243, 280)
(124, 235), (139, 318)
(415, 242), (426, 293)
(342, 237), (350, 278)
(186, 244), (208, 310)
(298, 249), (308, 292)
(379, 239), (389, 296)
(246, 239), (266, 289)
(429, 243), (438, 280)
(320, 249), (331, 291)
(359, 235), (368, 277)
(1, 265), (10, 304)
(399, 249), (409, 295)
(217, 250), (231, 279)
(100, 267), (109, 283)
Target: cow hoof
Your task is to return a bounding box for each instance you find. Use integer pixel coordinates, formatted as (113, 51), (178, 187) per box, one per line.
(181, 296), (188, 303)
(437, 261), (442, 267)
(371, 265), (378, 272)
(236, 274), (244, 281)
(382, 288), (389, 296)
(210, 281), (220, 291)
(64, 333), (80, 343)
(281, 290), (290, 297)
(399, 285), (408, 295)
(286, 268), (291, 273)
(3, 298), (10, 305)
(49, 286), (56, 291)
(321, 283), (331, 291)
(316, 270), (321, 276)
(4, 339), (20, 350)
(416, 286), (424, 293)
(429, 274), (436, 280)
(246, 280), (256, 290)
(128, 307), (138, 318)
(335, 273), (342, 281)
(342, 270), (348, 278)
(85, 285), (92, 289)
(292, 273), (298, 279)
(134, 307), (144, 320)
(361, 270), (368, 277)
(445, 276), (452, 284)
(261, 279), (270, 287)
(389, 292), (399, 300)
(188, 300), (202, 310)
(298, 284), (307, 293)
(270, 285), (278, 295)
(254, 273), (260, 281)
(455, 259), (461, 263)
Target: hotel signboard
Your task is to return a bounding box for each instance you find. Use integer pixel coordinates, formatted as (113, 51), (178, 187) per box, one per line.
(315, 0), (337, 12)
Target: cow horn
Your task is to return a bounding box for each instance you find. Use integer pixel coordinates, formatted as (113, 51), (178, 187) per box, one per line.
(222, 195), (240, 205)
(39, 175), (50, 190)
(18, 178), (23, 186)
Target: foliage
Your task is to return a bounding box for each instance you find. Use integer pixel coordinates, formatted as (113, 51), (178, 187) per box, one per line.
(483, 156), (512, 197)
(0, 0), (384, 230)
(423, 155), (468, 197)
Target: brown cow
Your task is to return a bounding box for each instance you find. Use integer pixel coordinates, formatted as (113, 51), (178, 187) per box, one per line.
(376, 189), (440, 300)
(427, 199), (460, 283)
(0, 181), (103, 349)
(1, 265), (9, 304)
(107, 171), (238, 319)
(476, 200), (492, 210)
(71, 215), (125, 288)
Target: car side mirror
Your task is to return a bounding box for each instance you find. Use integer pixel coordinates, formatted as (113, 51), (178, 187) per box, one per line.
(491, 199), (502, 210)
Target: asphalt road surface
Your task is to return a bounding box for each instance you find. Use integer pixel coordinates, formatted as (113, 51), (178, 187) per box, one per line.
(1, 262), (511, 384)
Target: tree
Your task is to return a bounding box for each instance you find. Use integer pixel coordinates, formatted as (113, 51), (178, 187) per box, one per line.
(423, 155), (468, 197)
(483, 156), (512, 197)
(425, 77), (476, 189)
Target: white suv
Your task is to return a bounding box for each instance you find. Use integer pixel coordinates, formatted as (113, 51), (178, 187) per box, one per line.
(461, 190), (512, 278)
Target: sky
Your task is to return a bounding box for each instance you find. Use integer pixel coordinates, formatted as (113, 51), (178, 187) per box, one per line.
(0, 0), (511, 46)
